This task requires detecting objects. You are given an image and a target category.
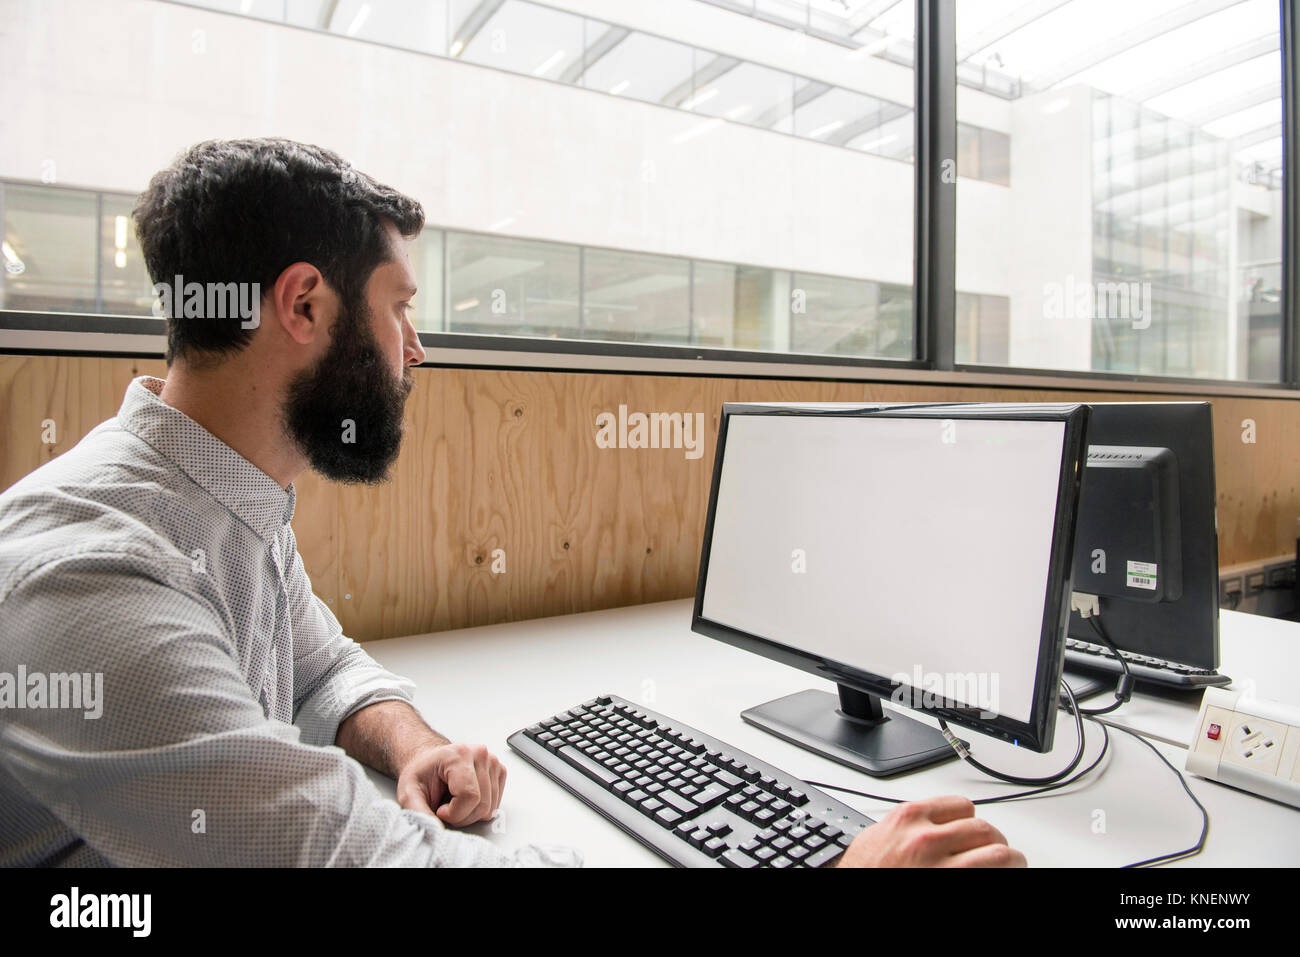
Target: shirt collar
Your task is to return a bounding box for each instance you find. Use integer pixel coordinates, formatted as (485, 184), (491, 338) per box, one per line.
(118, 376), (296, 541)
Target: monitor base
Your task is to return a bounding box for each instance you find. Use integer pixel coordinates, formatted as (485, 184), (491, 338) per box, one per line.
(741, 687), (960, 778)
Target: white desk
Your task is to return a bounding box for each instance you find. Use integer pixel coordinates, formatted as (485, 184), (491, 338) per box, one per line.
(363, 600), (1300, 867)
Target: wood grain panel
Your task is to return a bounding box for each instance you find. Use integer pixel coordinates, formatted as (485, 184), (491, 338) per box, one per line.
(2, 354), (1298, 641)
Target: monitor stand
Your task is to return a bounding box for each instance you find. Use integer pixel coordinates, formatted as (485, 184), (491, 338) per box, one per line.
(741, 684), (961, 778)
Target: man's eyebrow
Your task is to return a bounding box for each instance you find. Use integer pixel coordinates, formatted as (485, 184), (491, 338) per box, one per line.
(395, 284), (418, 297)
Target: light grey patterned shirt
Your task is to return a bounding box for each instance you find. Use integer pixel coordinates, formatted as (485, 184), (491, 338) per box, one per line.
(0, 375), (529, 866)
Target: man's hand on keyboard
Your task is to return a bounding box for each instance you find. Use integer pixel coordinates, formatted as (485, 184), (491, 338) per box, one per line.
(836, 795), (1026, 867)
(396, 742), (508, 827)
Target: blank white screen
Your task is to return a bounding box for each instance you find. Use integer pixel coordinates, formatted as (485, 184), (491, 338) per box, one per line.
(701, 414), (1067, 724)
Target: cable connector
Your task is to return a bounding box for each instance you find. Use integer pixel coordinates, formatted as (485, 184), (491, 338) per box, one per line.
(1070, 591), (1100, 619)
(940, 725), (970, 760)
(1115, 673), (1135, 703)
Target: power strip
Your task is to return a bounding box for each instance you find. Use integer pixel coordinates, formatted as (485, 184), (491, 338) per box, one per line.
(1186, 687), (1300, 809)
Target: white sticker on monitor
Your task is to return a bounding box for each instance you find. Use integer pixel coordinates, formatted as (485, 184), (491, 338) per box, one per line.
(1127, 560), (1158, 590)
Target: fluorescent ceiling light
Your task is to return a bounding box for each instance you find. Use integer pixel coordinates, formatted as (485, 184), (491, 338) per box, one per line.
(114, 215), (128, 250)
(672, 118), (723, 145)
(610, 79), (631, 95)
(534, 50), (565, 76)
(346, 4), (370, 37)
(453, 298), (480, 312)
(1, 241), (21, 264)
(809, 119), (844, 138)
(681, 87), (719, 110)
(488, 217), (516, 231)
(855, 133), (897, 152)
(450, 38), (465, 56)
(725, 103), (752, 119)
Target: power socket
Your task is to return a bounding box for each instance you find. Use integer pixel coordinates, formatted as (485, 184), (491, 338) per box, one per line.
(1187, 687), (1300, 807)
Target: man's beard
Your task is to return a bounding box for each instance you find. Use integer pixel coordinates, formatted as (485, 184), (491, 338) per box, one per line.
(282, 297), (414, 484)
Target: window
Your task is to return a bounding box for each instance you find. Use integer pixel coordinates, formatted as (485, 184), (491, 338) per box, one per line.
(954, 0), (1284, 381)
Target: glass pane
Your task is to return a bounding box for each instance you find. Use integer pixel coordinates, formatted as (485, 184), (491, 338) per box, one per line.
(582, 249), (690, 344)
(955, 0), (1284, 381)
(580, 31), (695, 105)
(446, 232), (579, 337)
(8, 0), (917, 362)
(99, 194), (156, 316)
(2, 185), (98, 313)
(407, 229), (444, 333)
(791, 272), (912, 358)
(453, 0), (583, 80)
(325, 0), (447, 54)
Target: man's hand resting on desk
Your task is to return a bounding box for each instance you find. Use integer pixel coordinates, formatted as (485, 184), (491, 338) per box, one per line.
(836, 795), (1026, 867)
(396, 742), (508, 827)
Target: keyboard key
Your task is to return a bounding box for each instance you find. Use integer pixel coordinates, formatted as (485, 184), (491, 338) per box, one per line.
(754, 809), (776, 825)
(738, 801), (760, 819)
(739, 839), (762, 854)
(806, 835), (827, 850)
(754, 846), (777, 862)
(627, 789), (648, 804)
(822, 825), (844, 842)
(770, 856), (793, 869)
(558, 746), (621, 788)
(755, 827), (777, 842)
(772, 836), (793, 851)
(693, 784), (729, 811)
(773, 783), (792, 799)
(788, 845), (810, 861)
(688, 829), (710, 849)
(654, 808), (683, 827)
(705, 821), (732, 838)
(703, 837), (727, 858)
(786, 788), (808, 806)
(721, 849), (760, 868)
(639, 798), (664, 816)
(659, 790), (699, 816)
(805, 845), (844, 868)
(714, 770), (745, 789)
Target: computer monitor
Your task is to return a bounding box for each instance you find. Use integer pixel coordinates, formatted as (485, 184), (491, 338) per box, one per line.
(692, 402), (1089, 776)
(1065, 401), (1222, 673)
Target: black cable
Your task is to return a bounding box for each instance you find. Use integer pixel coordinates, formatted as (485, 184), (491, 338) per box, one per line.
(1078, 613), (1135, 716)
(1111, 724), (1209, 868)
(931, 678), (1086, 786)
(805, 715), (1207, 867)
(805, 716), (1110, 807)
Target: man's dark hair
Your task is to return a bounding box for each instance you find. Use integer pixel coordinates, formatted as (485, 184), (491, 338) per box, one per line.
(134, 138), (424, 363)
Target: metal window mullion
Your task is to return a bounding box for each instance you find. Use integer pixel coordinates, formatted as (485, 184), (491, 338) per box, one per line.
(1282, 0), (1300, 387)
(914, 0), (956, 370)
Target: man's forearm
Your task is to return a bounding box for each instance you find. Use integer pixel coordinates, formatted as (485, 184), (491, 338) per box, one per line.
(335, 699), (449, 778)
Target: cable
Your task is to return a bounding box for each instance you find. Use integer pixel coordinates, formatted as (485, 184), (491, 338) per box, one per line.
(805, 717), (1110, 807)
(930, 678), (1086, 786)
(1077, 612), (1136, 716)
(1110, 724), (1209, 868)
(805, 715), (1208, 867)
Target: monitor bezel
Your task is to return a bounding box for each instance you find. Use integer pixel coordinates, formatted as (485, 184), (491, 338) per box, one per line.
(691, 401), (1089, 754)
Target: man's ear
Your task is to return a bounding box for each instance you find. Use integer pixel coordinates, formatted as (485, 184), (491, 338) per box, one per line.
(271, 262), (335, 346)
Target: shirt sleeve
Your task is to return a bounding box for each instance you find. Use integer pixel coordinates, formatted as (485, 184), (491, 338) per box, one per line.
(281, 527), (418, 749)
(0, 556), (543, 867)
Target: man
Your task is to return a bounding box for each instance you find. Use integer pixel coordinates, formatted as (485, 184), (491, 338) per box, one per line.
(0, 138), (1024, 868)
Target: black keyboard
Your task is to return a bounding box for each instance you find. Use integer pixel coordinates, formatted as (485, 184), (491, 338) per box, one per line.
(1064, 639), (1231, 688)
(507, 694), (873, 868)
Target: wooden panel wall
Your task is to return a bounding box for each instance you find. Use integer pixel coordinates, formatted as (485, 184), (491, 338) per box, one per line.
(2, 354), (1297, 641)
